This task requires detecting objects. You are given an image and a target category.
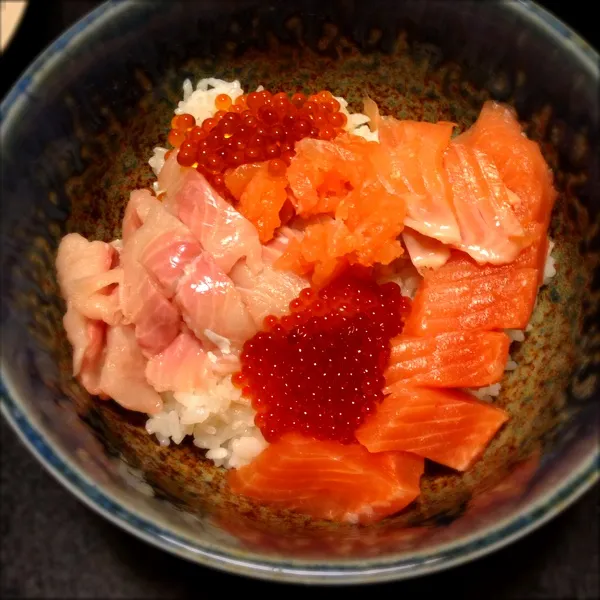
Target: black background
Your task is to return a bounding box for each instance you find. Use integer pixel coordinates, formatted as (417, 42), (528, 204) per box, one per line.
(1, 1), (598, 598)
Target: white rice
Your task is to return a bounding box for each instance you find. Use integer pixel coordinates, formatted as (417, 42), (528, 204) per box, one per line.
(145, 375), (267, 469)
(144, 77), (559, 465)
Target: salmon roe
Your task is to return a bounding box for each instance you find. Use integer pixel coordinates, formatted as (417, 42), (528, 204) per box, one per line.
(236, 269), (411, 444)
(166, 89), (348, 199)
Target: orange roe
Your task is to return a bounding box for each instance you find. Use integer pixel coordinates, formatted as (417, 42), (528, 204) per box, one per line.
(165, 90), (347, 199)
(276, 134), (407, 285)
(236, 269), (410, 444)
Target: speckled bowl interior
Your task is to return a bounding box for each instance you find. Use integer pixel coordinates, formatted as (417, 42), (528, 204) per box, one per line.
(1, 0), (598, 584)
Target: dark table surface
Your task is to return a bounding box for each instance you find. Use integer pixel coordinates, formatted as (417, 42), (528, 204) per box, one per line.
(1, 1), (598, 598)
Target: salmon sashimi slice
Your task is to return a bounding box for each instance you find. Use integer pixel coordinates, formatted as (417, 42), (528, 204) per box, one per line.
(98, 325), (163, 414)
(122, 189), (155, 244)
(174, 253), (257, 350)
(166, 169), (262, 274)
(145, 331), (209, 393)
(444, 143), (525, 264)
(237, 163), (288, 243)
(375, 119), (461, 244)
(62, 304), (105, 395)
(402, 228), (450, 273)
(404, 252), (539, 336)
(385, 330), (510, 391)
(56, 233), (123, 326)
(457, 101), (557, 227)
(355, 387), (509, 471)
(228, 434), (424, 524)
(513, 223), (549, 282)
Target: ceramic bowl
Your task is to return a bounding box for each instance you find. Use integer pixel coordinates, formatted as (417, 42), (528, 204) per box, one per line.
(1, 0), (598, 584)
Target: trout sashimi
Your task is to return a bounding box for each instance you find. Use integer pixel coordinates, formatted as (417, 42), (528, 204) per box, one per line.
(404, 252), (539, 336)
(356, 387), (509, 471)
(228, 434), (424, 524)
(457, 101), (557, 228)
(385, 330), (510, 391)
(174, 253), (257, 349)
(145, 330), (210, 393)
(375, 119), (460, 244)
(444, 142), (525, 264)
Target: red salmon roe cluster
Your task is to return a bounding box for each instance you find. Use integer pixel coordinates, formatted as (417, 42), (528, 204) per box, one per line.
(234, 269), (411, 444)
(166, 90), (348, 198)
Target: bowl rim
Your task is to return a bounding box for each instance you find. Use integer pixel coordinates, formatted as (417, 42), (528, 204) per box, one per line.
(1, 0), (599, 585)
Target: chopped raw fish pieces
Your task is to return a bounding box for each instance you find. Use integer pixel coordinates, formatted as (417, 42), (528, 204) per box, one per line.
(174, 253), (257, 349)
(385, 330), (510, 391)
(56, 233), (123, 326)
(457, 101), (557, 228)
(99, 325), (163, 414)
(356, 387), (509, 471)
(122, 189), (155, 244)
(139, 231), (202, 299)
(230, 260), (308, 327)
(374, 119), (460, 244)
(404, 251), (539, 336)
(145, 331), (209, 393)
(444, 142), (525, 264)
(166, 169), (262, 274)
(237, 163), (288, 243)
(120, 247), (181, 357)
(228, 434), (424, 523)
(62, 304), (105, 395)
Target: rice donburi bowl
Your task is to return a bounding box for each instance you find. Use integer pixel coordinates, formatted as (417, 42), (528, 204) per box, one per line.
(1, 0), (598, 583)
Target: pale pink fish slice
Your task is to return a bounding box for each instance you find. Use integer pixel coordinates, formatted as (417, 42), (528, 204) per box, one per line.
(168, 169), (263, 274)
(175, 253), (257, 350)
(56, 233), (123, 325)
(122, 189), (155, 245)
(375, 118), (461, 244)
(62, 303), (105, 396)
(123, 271), (180, 358)
(402, 228), (450, 273)
(98, 325), (163, 414)
(231, 227), (308, 327)
(122, 192), (201, 298)
(445, 143), (525, 264)
(139, 231), (202, 299)
(158, 150), (186, 199)
(145, 331), (210, 393)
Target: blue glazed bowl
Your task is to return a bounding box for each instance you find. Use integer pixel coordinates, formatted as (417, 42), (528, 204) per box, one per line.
(1, 0), (598, 584)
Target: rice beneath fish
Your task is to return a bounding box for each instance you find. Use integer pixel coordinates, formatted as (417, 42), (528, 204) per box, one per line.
(144, 77), (557, 468)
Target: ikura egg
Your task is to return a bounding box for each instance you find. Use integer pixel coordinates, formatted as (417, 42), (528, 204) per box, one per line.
(236, 269), (411, 444)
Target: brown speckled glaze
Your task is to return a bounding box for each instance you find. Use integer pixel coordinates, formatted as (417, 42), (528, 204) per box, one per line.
(2, 0), (598, 570)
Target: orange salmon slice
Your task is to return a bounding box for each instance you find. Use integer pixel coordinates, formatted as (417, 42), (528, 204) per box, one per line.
(444, 142), (525, 264)
(374, 119), (461, 244)
(457, 101), (557, 228)
(403, 251), (539, 336)
(356, 387), (509, 471)
(385, 330), (510, 392)
(228, 434), (424, 524)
